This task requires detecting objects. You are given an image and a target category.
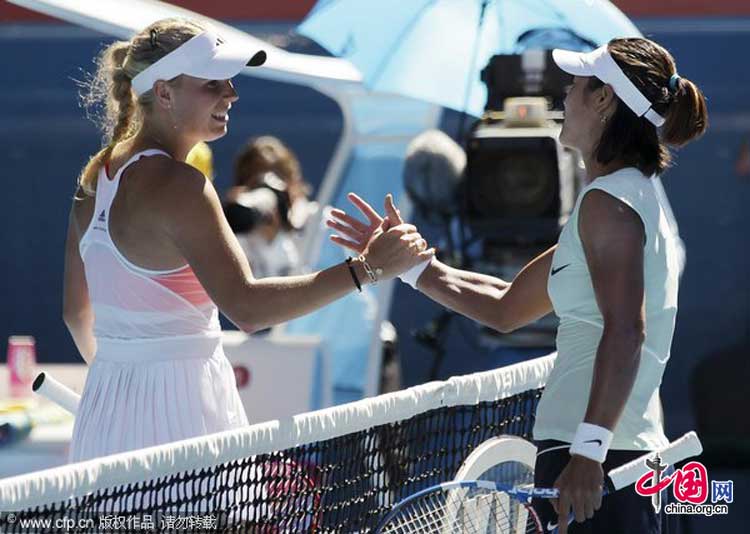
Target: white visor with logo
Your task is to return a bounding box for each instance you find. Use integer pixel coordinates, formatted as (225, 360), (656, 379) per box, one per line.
(132, 30), (266, 97)
(552, 45), (665, 127)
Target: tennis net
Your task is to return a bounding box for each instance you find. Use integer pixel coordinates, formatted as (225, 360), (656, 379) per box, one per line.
(0, 354), (555, 533)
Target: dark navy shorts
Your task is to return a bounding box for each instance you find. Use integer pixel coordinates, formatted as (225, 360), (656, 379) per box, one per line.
(531, 440), (679, 534)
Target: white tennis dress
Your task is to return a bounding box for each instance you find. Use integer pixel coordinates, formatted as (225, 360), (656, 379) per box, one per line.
(70, 149), (248, 463)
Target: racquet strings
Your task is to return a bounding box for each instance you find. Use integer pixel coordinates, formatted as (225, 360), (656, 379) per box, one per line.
(378, 485), (542, 534)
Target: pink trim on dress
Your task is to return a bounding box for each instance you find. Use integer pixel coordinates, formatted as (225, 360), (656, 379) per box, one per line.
(150, 265), (213, 307)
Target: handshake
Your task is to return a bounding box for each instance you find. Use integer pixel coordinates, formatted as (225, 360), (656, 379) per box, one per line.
(327, 192), (434, 288)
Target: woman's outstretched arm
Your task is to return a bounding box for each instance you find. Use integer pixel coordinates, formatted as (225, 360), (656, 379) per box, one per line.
(417, 247), (554, 333)
(327, 193), (554, 334)
(162, 165), (434, 333)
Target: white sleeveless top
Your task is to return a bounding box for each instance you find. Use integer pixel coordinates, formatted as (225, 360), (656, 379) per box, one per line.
(70, 149), (248, 462)
(534, 167), (682, 451)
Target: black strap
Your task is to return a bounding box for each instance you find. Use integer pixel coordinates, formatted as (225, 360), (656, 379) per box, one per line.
(345, 257), (362, 292)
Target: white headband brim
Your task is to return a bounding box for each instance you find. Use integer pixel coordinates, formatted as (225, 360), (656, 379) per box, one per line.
(553, 45), (665, 127)
(132, 30), (266, 97)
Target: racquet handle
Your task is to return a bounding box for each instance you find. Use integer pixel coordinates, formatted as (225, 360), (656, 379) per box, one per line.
(32, 372), (81, 415)
(606, 431), (702, 491)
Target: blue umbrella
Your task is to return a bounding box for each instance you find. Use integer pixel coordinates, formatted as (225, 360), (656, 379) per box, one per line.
(298, 0), (641, 117)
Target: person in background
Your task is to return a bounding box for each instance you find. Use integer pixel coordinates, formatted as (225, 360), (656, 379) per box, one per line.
(224, 171), (301, 278)
(230, 135), (317, 230)
(224, 136), (315, 277)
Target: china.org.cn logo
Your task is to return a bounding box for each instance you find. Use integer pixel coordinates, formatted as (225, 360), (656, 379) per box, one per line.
(635, 454), (732, 516)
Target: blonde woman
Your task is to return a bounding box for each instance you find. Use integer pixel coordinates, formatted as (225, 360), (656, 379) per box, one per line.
(63, 18), (433, 462)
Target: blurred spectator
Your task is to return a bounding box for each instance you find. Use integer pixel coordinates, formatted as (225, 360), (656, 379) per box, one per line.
(230, 135), (317, 229)
(224, 171), (301, 278)
(186, 141), (214, 181)
(223, 135), (319, 278)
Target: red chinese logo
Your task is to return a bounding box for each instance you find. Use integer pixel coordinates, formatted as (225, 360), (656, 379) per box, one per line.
(636, 460), (708, 504)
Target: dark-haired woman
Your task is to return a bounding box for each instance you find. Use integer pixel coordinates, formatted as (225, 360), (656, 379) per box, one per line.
(327, 37), (707, 533)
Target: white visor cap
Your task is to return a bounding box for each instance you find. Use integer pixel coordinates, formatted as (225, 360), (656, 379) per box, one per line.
(552, 45), (665, 127)
(132, 30), (266, 97)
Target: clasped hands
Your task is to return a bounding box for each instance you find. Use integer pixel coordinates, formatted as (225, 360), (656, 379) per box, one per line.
(327, 193), (433, 281)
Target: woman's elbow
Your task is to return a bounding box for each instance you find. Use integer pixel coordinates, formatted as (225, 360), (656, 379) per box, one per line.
(62, 301), (74, 325)
(237, 320), (263, 335)
(63, 306), (90, 331)
(494, 322), (519, 335)
(605, 318), (646, 351)
(223, 280), (273, 334)
(232, 307), (268, 334)
(491, 310), (519, 334)
(626, 318), (646, 346)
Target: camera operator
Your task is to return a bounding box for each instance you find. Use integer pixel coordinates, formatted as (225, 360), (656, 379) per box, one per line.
(232, 135), (317, 231)
(224, 172), (301, 279)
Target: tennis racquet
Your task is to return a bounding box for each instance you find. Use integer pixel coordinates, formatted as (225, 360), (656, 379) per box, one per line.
(374, 431), (702, 534)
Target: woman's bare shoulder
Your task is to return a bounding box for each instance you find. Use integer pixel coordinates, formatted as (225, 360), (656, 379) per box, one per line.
(134, 156), (220, 232)
(137, 155), (208, 195)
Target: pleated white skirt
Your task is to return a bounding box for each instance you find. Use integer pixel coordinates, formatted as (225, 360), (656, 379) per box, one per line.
(69, 334), (248, 463)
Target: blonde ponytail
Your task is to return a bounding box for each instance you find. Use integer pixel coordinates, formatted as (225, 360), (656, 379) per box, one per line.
(76, 18), (204, 196)
(77, 41), (139, 196)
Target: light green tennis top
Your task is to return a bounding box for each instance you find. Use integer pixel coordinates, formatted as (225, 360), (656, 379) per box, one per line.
(534, 167), (683, 451)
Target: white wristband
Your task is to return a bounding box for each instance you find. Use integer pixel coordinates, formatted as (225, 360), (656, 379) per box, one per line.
(399, 258), (432, 289)
(569, 422), (613, 463)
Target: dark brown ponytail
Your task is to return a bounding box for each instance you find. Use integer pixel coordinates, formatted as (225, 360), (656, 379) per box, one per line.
(661, 76), (708, 148)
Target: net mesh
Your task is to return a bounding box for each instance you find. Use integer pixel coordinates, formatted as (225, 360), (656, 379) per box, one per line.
(0, 355), (554, 533)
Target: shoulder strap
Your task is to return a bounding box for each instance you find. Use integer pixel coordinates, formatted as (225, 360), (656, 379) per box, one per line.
(93, 149), (172, 228)
(111, 149), (172, 183)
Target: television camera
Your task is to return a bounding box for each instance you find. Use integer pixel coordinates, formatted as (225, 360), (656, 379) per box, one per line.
(406, 49), (586, 362)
